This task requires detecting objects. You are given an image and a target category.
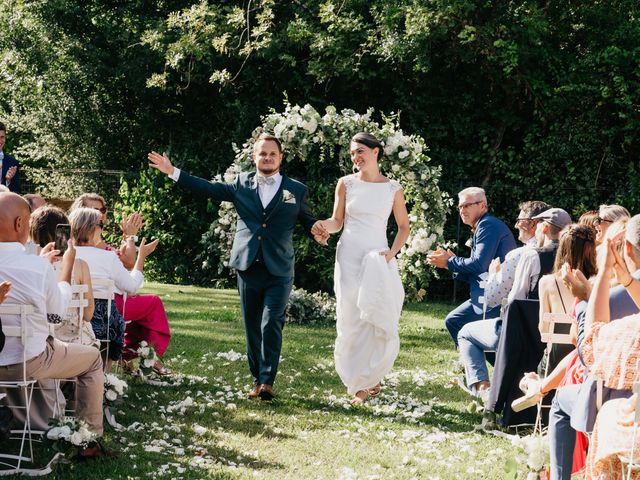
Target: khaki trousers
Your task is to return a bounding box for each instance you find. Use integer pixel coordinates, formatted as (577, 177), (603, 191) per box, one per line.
(0, 337), (104, 435)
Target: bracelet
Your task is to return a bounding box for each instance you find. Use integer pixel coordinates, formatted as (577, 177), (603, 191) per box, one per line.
(624, 277), (635, 288)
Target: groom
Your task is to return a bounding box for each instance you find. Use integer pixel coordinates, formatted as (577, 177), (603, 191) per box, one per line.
(148, 134), (327, 400)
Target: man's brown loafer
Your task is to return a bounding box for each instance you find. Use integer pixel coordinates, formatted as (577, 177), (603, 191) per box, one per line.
(258, 384), (275, 401)
(247, 384), (262, 399)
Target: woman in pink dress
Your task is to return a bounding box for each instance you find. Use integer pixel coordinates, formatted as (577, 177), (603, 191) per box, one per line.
(70, 193), (172, 374)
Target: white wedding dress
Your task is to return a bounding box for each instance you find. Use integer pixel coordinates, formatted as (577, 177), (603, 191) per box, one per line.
(334, 174), (405, 395)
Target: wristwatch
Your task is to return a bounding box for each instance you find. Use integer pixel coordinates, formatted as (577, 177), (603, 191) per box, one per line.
(126, 235), (138, 243)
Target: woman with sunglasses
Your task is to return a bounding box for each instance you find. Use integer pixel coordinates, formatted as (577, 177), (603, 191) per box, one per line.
(70, 193), (173, 375)
(69, 207), (158, 370)
(594, 204), (630, 245)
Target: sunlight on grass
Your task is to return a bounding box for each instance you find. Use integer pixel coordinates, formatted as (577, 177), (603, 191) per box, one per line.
(9, 283), (514, 479)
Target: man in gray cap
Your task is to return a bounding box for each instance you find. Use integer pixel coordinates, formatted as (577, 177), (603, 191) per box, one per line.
(509, 207), (572, 300)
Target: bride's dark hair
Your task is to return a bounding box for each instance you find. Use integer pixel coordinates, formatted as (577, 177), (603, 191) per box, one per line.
(351, 133), (384, 161)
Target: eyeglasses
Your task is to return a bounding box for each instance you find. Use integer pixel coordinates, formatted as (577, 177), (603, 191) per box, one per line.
(515, 217), (533, 225)
(458, 201), (483, 210)
(93, 207), (107, 214)
(97, 222), (105, 229)
(594, 217), (613, 226)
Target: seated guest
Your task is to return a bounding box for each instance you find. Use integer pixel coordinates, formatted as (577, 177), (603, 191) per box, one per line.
(68, 207), (157, 369)
(71, 193), (172, 374)
(461, 207), (568, 398)
(538, 224), (597, 372)
(578, 210), (598, 229)
(428, 187), (516, 346)
(0, 193), (106, 453)
(594, 204), (630, 246)
(458, 200), (549, 395)
(548, 218), (640, 479)
(30, 206), (97, 346)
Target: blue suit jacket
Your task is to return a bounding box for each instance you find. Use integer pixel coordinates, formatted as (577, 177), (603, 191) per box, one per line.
(447, 213), (517, 313)
(1, 154), (20, 193)
(177, 170), (317, 277)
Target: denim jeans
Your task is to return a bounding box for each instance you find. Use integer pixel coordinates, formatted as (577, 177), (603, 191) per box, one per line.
(457, 318), (502, 387)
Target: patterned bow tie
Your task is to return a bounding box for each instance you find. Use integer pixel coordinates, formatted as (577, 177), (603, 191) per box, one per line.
(256, 175), (275, 186)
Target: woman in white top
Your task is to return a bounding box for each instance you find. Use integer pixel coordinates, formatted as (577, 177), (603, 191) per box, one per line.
(69, 207), (158, 367)
(29, 205), (98, 347)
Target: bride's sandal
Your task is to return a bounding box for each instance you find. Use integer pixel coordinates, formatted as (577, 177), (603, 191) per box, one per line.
(350, 390), (369, 406)
(368, 384), (381, 397)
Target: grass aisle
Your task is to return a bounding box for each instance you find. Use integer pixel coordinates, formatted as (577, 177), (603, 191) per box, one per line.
(48, 282), (512, 479)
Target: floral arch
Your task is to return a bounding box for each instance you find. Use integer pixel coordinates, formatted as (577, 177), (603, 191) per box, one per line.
(211, 103), (451, 300)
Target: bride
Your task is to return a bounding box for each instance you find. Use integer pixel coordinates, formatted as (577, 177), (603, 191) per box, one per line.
(313, 132), (410, 404)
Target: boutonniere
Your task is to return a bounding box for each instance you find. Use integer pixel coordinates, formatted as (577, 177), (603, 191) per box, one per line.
(283, 190), (296, 204)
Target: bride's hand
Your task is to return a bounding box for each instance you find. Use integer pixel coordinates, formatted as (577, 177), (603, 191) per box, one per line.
(379, 250), (395, 263)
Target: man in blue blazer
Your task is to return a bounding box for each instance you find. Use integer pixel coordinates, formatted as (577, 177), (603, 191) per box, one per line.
(0, 123), (20, 193)
(149, 134), (327, 400)
(428, 187), (516, 346)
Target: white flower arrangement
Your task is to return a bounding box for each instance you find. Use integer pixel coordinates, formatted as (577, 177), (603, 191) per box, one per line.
(286, 287), (337, 325)
(104, 373), (128, 405)
(504, 434), (550, 479)
(211, 101), (452, 300)
(136, 340), (159, 376)
(46, 416), (97, 450)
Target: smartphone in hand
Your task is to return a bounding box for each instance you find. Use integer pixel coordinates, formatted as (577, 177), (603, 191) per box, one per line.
(54, 224), (71, 255)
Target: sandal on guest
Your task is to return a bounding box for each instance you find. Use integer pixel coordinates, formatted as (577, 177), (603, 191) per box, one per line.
(152, 361), (172, 376)
(350, 390), (369, 406)
(368, 384), (381, 397)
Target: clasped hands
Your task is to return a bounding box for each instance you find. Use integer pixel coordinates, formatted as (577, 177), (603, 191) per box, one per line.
(311, 221), (330, 245)
(426, 248), (454, 269)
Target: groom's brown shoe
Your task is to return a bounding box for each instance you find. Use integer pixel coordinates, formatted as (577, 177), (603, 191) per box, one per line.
(258, 384), (275, 401)
(247, 384), (262, 399)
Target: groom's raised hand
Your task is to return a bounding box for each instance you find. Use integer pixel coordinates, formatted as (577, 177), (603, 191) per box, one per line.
(148, 151), (174, 176)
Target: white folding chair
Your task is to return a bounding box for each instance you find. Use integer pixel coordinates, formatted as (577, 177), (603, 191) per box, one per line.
(0, 304), (38, 473)
(89, 278), (115, 371)
(533, 312), (575, 433)
(50, 284), (90, 418)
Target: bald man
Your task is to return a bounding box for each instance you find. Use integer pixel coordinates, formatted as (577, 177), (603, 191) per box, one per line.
(0, 193), (106, 451)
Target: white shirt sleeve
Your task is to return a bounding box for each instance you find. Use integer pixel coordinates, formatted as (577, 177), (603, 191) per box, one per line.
(109, 255), (144, 294)
(169, 167), (181, 182)
(508, 250), (541, 303)
(44, 264), (71, 316)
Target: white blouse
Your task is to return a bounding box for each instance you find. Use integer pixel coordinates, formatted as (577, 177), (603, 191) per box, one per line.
(74, 246), (144, 296)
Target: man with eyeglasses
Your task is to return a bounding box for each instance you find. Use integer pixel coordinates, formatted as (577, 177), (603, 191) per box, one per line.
(427, 187), (516, 346)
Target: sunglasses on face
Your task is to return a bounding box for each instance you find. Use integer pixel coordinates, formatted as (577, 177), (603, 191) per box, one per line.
(93, 206), (107, 214)
(594, 217), (613, 226)
(97, 222), (105, 229)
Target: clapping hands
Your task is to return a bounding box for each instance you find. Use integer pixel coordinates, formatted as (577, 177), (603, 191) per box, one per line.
(121, 212), (144, 237)
(5, 166), (17, 182)
(312, 221), (330, 245)
(426, 248), (454, 269)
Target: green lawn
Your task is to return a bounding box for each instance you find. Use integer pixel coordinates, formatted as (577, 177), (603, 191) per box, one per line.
(12, 283), (519, 479)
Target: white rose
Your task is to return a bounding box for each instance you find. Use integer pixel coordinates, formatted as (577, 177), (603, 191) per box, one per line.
(398, 150), (410, 159)
(143, 358), (155, 368)
(139, 347), (150, 357)
(46, 427), (62, 440)
(105, 389), (118, 401)
(391, 164), (400, 172)
(421, 202), (428, 210)
(59, 426), (72, 440)
(70, 431), (84, 446)
(302, 117), (318, 133)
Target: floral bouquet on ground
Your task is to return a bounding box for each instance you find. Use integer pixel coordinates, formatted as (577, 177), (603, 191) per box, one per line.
(504, 434), (550, 480)
(135, 340), (159, 376)
(104, 373), (128, 406)
(45, 416), (96, 453)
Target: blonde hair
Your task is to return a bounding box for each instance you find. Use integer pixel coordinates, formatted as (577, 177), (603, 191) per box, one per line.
(69, 193), (106, 212)
(599, 204), (630, 223)
(69, 207), (102, 245)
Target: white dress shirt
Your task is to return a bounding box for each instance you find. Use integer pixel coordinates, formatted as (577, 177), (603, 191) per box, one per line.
(0, 242), (72, 366)
(74, 246), (144, 296)
(254, 172), (282, 208)
(508, 239), (559, 303)
(484, 237), (537, 308)
(170, 167), (282, 208)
